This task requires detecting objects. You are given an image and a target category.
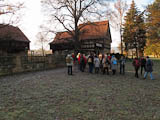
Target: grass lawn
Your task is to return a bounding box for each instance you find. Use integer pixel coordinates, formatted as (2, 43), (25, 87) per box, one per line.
(0, 60), (160, 120)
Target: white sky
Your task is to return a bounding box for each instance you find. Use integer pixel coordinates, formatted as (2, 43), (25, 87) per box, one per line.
(15, 0), (154, 50)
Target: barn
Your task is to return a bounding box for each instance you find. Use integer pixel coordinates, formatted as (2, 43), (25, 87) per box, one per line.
(50, 20), (112, 54)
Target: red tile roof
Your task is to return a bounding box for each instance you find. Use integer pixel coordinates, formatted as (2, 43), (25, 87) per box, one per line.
(0, 24), (30, 42)
(51, 20), (109, 44)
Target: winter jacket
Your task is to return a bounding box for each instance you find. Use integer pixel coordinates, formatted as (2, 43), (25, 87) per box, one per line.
(119, 58), (126, 65)
(78, 55), (87, 64)
(140, 58), (146, 66)
(94, 57), (100, 68)
(145, 59), (153, 72)
(111, 57), (117, 70)
(133, 58), (140, 68)
(102, 57), (110, 68)
(66, 55), (73, 66)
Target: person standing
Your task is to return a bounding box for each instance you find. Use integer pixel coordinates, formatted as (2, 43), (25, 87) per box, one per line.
(99, 54), (104, 73)
(77, 53), (81, 70)
(83, 54), (87, 71)
(144, 56), (154, 80)
(111, 55), (117, 75)
(102, 55), (110, 75)
(119, 56), (126, 75)
(107, 54), (112, 69)
(132, 57), (140, 78)
(79, 54), (85, 72)
(71, 53), (76, 71)
(88, 53), (94, 73)
(94, 55), (100, 74)
(66, 54), (73, 75)
(140, 56), (146, 75)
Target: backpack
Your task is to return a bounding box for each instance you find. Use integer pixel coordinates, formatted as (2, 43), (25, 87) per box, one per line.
(135, 59), (140, 66)
(113, 59), (117, 65)
(88, 58), (92, 63)
(66, 57), (71, 63)
(141, 58), (146, 65)
(147, 60), (152, 66)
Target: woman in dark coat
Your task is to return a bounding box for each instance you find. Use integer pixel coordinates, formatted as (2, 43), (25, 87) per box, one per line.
(140, 56), (146, 75)
(144, 56), (154, 80)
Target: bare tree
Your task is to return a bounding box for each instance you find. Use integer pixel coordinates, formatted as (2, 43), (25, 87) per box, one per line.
(36, 32), (49, 56)
(41, 0), (111, 52)
(108, 0), (128, 54)
(0, 0), (24, 25)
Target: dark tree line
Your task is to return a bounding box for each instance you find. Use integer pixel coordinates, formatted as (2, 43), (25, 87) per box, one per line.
(122, 0), (160, 57)
(145, 0), (160, 57)
(122, 0), (146, 57)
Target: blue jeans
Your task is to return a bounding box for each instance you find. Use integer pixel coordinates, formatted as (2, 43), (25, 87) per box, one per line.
(144, 72), (154, 80)
(89, 64), (94, 73)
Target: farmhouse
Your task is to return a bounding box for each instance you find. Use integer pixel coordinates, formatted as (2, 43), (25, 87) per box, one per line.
(50, 20), (112, 54)
(0, 24), (30, 56)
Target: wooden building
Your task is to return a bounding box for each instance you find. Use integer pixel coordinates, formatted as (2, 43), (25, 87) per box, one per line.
(0, 24), (30, 56)
(50, 20), (112, 54)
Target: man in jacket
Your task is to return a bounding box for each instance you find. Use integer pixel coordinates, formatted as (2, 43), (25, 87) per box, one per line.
(66, 54), (73, 75)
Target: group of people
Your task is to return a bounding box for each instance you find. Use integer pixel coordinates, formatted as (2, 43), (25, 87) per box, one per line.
(132, 56), (154, 80)
(66, 52), (154, 80)
(66, 53), (126, 76)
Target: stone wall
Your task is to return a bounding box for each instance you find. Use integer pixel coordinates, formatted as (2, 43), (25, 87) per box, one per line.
(0, 55), (66, 76)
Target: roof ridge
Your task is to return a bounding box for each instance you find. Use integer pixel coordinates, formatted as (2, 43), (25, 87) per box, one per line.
(79, 20), (109, 26)
(0, 24), (30, 42)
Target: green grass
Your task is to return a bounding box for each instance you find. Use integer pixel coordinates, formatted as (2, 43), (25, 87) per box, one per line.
(0, 61), (160, 120)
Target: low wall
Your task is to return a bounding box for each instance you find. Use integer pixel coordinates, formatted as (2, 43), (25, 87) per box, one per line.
(0, 55), (66, 76)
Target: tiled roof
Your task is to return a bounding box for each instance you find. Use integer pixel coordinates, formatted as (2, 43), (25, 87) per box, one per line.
(51, 20), (109, 44)
(0, 24), (30, 42)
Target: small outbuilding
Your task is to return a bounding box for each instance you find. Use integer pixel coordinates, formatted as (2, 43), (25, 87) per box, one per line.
(0, 24), (30, 56)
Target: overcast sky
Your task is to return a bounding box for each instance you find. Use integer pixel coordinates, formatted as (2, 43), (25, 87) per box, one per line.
(16, 0), (154, 50)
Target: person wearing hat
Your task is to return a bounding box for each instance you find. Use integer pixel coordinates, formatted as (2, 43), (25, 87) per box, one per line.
(66, 54), (73, 75)
(144, 56), (154, 80)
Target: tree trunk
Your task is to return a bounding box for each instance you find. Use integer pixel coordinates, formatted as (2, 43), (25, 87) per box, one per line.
(42, 45), (45, 57)
(120, 27), (123, 55)
(136, 47), (138, 58)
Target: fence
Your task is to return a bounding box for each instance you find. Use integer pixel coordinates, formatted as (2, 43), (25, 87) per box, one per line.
(0, 55), (66, 76)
